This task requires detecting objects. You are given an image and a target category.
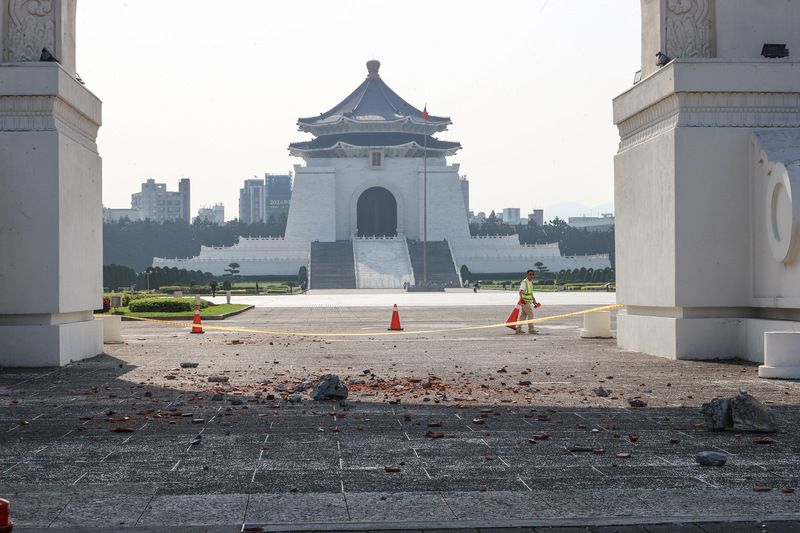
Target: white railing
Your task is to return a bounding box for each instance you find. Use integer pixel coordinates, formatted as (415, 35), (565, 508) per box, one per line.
(351, 237), (360, 288)
(402, 238), (416, 287)
(353, 232), (406, 241)
(445, 240), (462, 286)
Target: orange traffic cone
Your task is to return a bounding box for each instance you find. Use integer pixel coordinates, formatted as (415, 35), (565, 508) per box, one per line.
(388, 304), (403, 331)
(505, 298), (524, 330)
(0, 498), (13, 533)
(190, 305), (204, 334)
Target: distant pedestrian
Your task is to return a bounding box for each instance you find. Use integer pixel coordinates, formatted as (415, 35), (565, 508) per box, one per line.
(517, 270), (538, 335)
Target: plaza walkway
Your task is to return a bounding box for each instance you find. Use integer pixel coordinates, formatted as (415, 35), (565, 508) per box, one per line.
(1, 295), (798, 532)
(206, 288), (617, 309)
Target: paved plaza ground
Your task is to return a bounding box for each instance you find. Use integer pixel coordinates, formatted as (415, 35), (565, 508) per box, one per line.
(1, 291), (799, 532)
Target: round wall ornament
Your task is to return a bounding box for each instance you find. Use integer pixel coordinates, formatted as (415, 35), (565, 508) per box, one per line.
(766, 166), (800, 263)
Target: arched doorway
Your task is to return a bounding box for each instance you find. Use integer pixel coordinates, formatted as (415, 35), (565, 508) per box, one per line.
(357, 187), (397, 237)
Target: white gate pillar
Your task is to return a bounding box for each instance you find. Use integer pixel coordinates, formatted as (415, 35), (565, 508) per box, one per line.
(0, 0), (103, 366)
(614, 0), (800, 361)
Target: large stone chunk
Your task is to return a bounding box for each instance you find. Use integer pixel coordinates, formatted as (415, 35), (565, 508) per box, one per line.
(730, 391), (777, 433)
(701, 398), (733, 431)
(311, 374), (348, 401)
(701, 391), (777, 433)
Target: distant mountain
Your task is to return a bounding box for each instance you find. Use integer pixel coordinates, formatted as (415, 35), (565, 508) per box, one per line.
(543, 202), (614, 223)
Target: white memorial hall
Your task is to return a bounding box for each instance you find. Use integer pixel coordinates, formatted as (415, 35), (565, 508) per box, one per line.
(153, 60), (610, 289)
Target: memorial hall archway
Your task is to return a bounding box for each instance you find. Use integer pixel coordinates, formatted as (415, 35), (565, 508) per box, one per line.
(357, 187), (397, 237)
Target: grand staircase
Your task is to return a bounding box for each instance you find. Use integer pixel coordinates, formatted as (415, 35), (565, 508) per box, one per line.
(407, 240), (461, 287)
(353, 237), (414, 289)
(309, 241), (356, 289)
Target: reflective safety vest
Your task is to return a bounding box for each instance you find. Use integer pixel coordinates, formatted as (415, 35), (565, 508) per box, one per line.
(521, 279), (534, 303)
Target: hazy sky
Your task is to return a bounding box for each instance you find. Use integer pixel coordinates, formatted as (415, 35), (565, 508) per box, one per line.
(77, 0), (641, 221)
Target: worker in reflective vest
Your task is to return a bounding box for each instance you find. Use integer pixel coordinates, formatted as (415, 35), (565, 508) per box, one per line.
(517, 269), (539, 335)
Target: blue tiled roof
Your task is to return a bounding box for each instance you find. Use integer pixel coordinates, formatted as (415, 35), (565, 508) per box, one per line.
(297, 61), (450, 126)
(289, 132), (461, 152)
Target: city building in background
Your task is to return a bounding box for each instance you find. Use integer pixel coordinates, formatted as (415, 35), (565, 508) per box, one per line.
(265, 173), (293, 223)
(196, 203), (225, 224)
(568, 213), (615, 232)
(102, 207), (143, 222)
(468, 211), (486, 224)
(130, 178), (190, 223)
(238, 178), (265, 224)
(501, 208), (521, 225)
(528, 209), (544, 226)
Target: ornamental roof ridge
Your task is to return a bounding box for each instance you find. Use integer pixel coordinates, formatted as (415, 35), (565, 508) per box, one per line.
(296, 60), (451, 129)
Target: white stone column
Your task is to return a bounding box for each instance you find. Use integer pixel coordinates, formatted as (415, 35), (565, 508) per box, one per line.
(0, 0), (103, 366)
(614, 0), (800, 361)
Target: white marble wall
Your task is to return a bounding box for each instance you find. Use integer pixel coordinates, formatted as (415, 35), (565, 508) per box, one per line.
(284, 166), (337, 242)
(153, 238), (308, 276)
(0, 62), (103, 366)
(286, 156), (470, 242)
(421, 163), (471, 242)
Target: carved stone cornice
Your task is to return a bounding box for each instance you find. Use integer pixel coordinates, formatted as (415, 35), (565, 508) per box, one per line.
(618, 92), (800, 152)
(617, 94), (680, 152)
(0, 93), (99, 150)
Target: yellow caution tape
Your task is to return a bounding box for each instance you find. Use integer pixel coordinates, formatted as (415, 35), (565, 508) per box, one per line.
(124, 304), (623, 337)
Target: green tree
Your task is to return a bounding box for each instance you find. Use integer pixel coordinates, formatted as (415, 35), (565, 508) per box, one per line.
(222, 280), (232, 291)
(103, 264), (136, 291)
(225, 262), (240, 280)
(460, 264), (471, 284)
(210, 280), (218, 297)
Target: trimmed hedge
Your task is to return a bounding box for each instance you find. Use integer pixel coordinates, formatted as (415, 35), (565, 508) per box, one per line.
(128, 298), (201, 313)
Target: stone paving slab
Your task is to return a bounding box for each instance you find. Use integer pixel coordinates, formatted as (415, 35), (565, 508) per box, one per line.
(137, 493), (248, 526)
(9, 520), (800, 532)
(50, 493), (153, 529)
(2, 304), (799, 531)
(245, 492), (349, 523)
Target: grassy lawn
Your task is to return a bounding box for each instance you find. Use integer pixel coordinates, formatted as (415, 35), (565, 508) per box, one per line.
(98, 303), (251, 319)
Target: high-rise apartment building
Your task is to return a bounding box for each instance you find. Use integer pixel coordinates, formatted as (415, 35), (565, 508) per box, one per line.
(239, 178), (265, 224)
(265, 173), (292, 223)
(501, 208), (521, 225)
(239, 174), (294, 224)
(131, 178), (190, 223)
(528, 209), (544, 226)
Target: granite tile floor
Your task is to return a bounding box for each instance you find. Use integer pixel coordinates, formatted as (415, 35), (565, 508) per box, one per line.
(1, 303), (798, 531)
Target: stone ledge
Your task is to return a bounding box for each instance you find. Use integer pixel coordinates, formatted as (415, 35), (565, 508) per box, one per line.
(614, 59), (800, 126)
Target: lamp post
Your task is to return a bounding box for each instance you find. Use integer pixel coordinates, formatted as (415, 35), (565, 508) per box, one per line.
(422, 105), (429, 286)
